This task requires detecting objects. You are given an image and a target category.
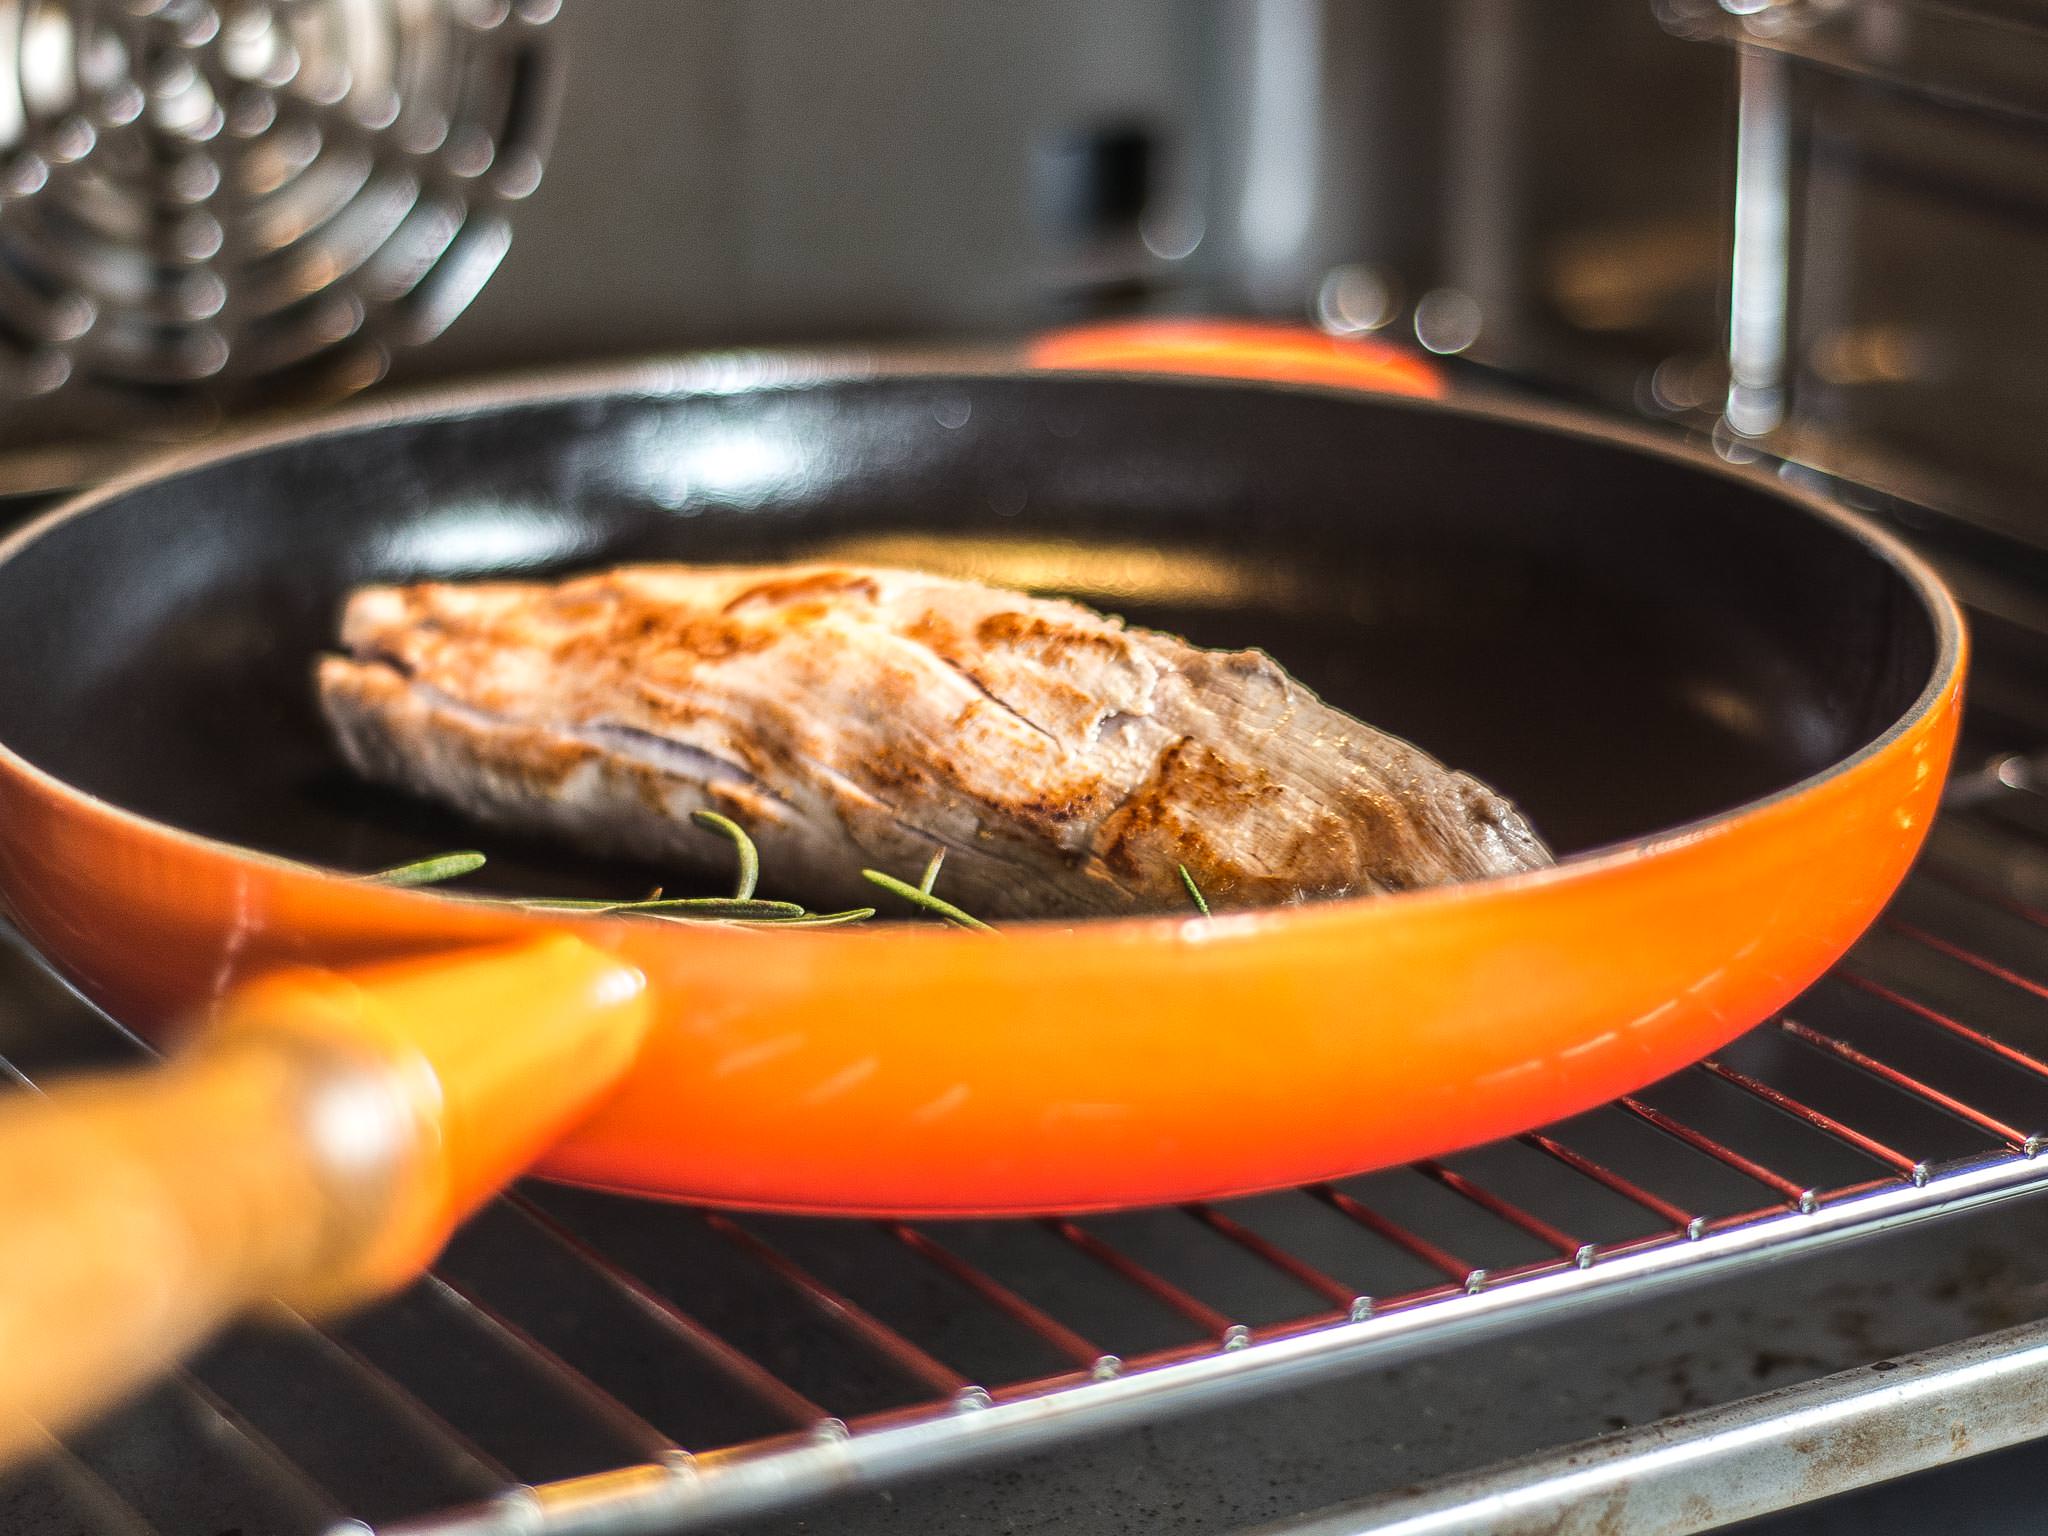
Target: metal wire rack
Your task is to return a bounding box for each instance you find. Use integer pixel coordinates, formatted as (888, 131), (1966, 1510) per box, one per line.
(7, 733), (2048, 1534)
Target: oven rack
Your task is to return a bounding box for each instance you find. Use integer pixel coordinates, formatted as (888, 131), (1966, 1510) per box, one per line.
(8, 754), (2048, 1534)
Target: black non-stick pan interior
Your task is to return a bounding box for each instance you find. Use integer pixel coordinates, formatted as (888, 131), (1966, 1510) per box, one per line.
(0, 373), (1939, 904)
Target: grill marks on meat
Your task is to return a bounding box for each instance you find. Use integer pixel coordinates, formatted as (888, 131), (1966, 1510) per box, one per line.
(317, 564), (1552, 918)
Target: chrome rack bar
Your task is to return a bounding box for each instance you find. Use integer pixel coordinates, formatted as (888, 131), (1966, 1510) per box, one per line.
(507, 1196), (825, 1428)
(307, 1318), (519, 1492)
(880, 1223), (1109, 1373)
(1842, 972), (2048, 1081)
(1413, 1161), (1583, 1261)
(1520, 1133), (1696, 1234)
(17, 1432), (163, 1536)
(1888, 917), (2048, 1000)
(1242, 1313), (2048, 1536)
(1045, 1219), (1240, 1341)
(1619, 1096), (1813, 1209)
(377, 1153), (2048, 1536)
(1313, 1188), (1473, 1287)
(1697, 1057), (1923, 1179)
(1778, 1017), (2038, 1152)
(420, 1277), (681, 1463)
(703, 1216), (968, 1398)
(170, 1371), (357, 1530)
(1184, 1204), (1363, 1313)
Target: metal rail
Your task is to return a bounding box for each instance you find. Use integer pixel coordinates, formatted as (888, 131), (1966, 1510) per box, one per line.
(1245, 1315), (2048, 1536)
(382, 1153), (2048, 1536)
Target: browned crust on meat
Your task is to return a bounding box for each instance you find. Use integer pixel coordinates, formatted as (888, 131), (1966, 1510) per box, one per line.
(1094, 737), (1306, 890)
(319, 563), (1553, 917)
(723, 571), (882, 613)
(557, 603), (777, 668)
(974, 608), (1133, 666)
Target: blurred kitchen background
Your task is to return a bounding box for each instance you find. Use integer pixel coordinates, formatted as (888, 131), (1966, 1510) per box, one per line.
(430, 0), (1735, 406)
(10, 0), (2048, 549)
(2, 0), (1738, 487)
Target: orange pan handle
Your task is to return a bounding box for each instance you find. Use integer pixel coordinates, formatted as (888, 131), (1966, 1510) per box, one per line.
(0, 933), (649, 1465)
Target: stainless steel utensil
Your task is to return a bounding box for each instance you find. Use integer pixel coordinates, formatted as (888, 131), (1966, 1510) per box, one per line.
(0, 0), (560, 491)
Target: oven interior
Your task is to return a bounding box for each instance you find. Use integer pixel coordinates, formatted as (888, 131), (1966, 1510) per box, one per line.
(9, 2), (2048, 1534)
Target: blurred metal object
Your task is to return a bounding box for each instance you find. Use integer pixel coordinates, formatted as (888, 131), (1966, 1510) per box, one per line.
(287, 2), (1729, 428)
(1725, 43), (1792, 436)
(1664, 0), (2048, 114)
(0, 0), (560, 492)
(1201, 0), (1735, 408)
(1671, 0), (2048, 550)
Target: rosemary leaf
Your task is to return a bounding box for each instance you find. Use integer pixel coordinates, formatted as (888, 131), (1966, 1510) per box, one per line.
(479, 895), (623, 909)
(640, 897), (804, 917)
(690, 810), (760, 900)
(365, 851), (488, 887)
(1178, 864), (1212, 917)
(862, 869), (996, 931)
(358, 831), (1031, 933)
(524, 896), (806, 920)
(737, 907), (878, 928)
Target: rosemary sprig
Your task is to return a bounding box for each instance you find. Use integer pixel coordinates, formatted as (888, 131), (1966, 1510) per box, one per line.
(690, 810), (760, 900)
(746, 907), (878, 928)
(1178, 864), (1212, 917)
(361, 813), (879, 928)
(519, 897), (806, 920)
(363, 850), (487, 887)
(859, 846), (996, 929)
(860, 868), (996, 931)
(365, 821), (998, 931)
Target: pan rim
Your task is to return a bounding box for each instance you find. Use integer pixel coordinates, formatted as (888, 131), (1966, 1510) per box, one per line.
(0, 348), (1969, 942)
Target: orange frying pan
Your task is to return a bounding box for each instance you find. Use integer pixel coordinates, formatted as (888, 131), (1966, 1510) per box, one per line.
(0, 340), (1962, 1455)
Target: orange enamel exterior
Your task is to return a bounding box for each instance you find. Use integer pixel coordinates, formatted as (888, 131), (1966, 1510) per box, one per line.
(0, 633), (1962, 1217)
(1023, 318), (1447, 398)
(0, 333), (1968, 1219)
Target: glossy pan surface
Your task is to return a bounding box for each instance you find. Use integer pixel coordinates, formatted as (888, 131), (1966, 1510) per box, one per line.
(0, 360), (1964, 1214)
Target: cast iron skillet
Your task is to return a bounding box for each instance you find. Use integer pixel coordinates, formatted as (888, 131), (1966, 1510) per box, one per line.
(0, 355), (1963, 1456)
